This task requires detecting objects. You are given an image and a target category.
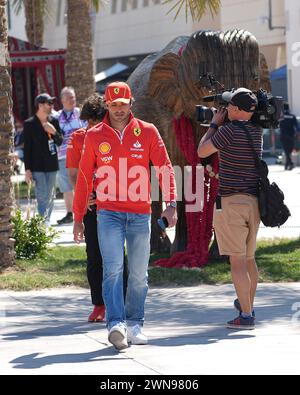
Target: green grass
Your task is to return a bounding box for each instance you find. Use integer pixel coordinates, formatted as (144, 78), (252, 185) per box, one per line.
(0, 239), (299, 291)
(149, 238), (300, 285)
(0, 247), (88, 291)
(255, 238), (300, 282)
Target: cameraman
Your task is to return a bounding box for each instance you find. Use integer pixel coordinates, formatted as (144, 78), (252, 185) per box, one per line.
(197, 88), (261, 330)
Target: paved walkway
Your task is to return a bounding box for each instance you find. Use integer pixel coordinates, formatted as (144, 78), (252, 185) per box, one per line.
(1, 283), (300, 375)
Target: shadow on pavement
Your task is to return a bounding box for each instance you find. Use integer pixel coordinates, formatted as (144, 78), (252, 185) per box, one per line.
(10, 349), (127, 370)
(2, 284), (299, 371)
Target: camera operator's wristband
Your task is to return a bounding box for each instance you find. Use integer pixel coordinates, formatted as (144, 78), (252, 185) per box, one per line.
(209, 123), (218, 130)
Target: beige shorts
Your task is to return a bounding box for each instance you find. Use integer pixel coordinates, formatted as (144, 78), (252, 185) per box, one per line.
(213, 194), (260, 258)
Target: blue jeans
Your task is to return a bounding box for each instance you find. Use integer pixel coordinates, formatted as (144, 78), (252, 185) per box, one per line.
(32, 171), (57, 222)
(57, 158), (73, 193)
(97, 210), (151, 330)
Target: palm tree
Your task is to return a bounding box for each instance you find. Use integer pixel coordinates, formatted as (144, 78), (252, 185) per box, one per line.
(65, 0), (100, 104)
(0, 0), (15, 267)
(12, 0), (48, 46)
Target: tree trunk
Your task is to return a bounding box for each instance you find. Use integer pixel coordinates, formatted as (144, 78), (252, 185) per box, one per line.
(23, 0), (44, 47)
(65, 0), (95, 105)
(0, 0), (15, 267)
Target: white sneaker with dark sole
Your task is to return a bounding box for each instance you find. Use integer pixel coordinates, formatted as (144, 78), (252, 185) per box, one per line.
(127, 325), (148, 345)
(108, 325), (128, 350)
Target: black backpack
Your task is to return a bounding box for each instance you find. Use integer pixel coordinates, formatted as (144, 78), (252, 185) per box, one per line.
(238, 123), (291, 228)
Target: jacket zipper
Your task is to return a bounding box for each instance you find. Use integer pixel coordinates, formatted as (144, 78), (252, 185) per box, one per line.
(113, 124), (130, 145)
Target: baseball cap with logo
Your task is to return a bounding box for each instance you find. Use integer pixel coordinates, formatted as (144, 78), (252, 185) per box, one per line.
(104, 82), (132, 104)
(35, 93), (56, 106)
(222, 88), (258, 112)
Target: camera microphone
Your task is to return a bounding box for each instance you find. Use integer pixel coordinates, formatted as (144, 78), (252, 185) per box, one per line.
(202, 95), (216, 102)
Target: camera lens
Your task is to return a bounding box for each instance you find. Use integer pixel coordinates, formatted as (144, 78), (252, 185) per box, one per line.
(196, 106), (215, 123)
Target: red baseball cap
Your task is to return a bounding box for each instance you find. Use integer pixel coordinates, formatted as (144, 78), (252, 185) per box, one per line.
(104, 82), (132, 104)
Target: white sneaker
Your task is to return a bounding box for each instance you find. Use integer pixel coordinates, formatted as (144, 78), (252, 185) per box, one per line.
(108, 324), (128, 350)
(127, 325), (148, 345)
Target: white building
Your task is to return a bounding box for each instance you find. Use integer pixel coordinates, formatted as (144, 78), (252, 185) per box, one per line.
(41, 0), (286, 70)
(285, 0), (300, 115)
(7, 0), (27, 41)
(42, 0), (220, 74)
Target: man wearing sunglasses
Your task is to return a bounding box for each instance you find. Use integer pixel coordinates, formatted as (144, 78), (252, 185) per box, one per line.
(24, 93), (63, 224)
(197, 88), (262, 330)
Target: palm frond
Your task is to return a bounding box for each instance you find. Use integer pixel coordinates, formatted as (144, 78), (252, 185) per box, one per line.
(11, 0), (51, 19)
(91, 0), (106, 13)
(163, 0), (221, 22)
(11, 0), (23, 14)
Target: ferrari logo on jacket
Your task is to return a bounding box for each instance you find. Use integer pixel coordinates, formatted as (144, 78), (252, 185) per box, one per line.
(134, 127), (141, 137)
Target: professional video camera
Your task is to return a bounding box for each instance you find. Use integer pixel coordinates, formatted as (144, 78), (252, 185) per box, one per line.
(196, 73), (283, 129)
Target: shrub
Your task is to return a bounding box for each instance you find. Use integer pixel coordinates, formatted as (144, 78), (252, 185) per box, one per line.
(12, 210), (58, 259)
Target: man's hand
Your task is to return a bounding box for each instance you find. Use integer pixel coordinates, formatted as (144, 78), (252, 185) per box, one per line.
(25, 170), (32, 184)
(161, 205), (177, 228)
(211, 107), (227, 126)
(73, 221), (85, 243)
(43, 122), (57, 136)
(87, 192), (96, 211)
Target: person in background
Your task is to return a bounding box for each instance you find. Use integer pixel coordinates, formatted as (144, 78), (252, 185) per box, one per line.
(279, 102), (300, 170)
(14, 120), (24, 162)
(67, 93), (128, 322)
(67, 94), (107, 322)
(24, 93), (63, 223)
(13, 120), (24, 174)
(55, 87), (86, 224)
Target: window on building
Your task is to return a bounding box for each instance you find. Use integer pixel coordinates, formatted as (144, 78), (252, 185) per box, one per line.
(56, 0), (62, 26)
(121, 0), (128, 12)
(64, 0), (68, 25)
(132, 0), (138, 9)
(143, 0), (149, 6)
(7, 1), (11, 30)
(111, 0), (117, 14)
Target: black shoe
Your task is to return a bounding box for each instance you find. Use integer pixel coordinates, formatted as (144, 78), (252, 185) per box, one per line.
(57, 212), (73, 225)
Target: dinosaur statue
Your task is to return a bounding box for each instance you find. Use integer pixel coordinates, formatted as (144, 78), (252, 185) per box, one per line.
(128, 29), (270, 267)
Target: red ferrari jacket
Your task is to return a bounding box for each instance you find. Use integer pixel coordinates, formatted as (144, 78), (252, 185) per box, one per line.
(66, 127), (86, 169)
(73, 112), (176, 222)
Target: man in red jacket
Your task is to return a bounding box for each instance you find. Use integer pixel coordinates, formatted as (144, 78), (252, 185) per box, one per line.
(73, 82), (177, 350)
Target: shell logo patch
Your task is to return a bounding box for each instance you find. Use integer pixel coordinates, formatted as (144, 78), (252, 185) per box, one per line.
(134, 128), (141, 137)
(114, 88), (120, 94)
(99, 142), (111, 155)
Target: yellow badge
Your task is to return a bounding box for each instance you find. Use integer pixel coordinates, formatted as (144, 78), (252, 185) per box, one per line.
(114, 88), (120, 94)
(134, 128), (141, 137)
(99, 142), (111, 155)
